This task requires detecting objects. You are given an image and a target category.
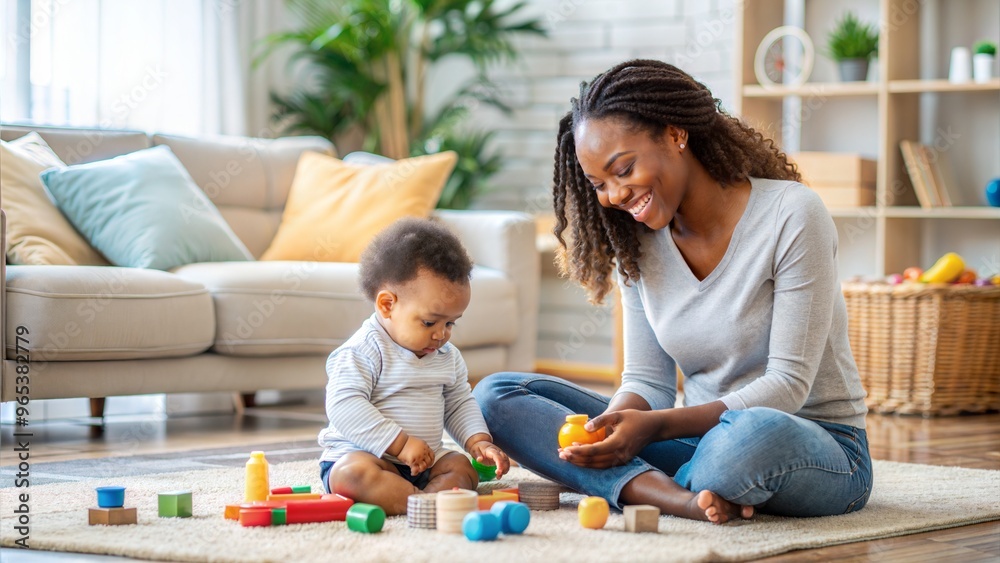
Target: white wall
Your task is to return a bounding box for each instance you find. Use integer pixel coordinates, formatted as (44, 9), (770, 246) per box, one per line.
(424, 0), (740, 366)
(454, 0), (739, 212)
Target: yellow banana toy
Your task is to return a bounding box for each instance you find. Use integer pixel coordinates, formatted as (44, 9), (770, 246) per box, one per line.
(919, 252), (965, 283)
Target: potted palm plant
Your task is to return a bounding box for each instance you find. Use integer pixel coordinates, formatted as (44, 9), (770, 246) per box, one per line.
(825, 12), (879, 82)
(973, 40), (997, 83)
(255, 0), (545, 209)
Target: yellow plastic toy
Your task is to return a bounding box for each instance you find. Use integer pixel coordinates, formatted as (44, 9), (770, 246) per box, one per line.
(244, 451), (270, 502)
(558, 414), (606, 448)
(920, 252), (965, 284)
(578, 496), (609, 529)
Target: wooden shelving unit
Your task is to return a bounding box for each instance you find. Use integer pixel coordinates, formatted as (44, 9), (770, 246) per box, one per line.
(735, 0), (1000, 279)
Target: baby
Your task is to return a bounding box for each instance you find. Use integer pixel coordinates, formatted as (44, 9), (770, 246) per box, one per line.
(318, 217), (509, 515)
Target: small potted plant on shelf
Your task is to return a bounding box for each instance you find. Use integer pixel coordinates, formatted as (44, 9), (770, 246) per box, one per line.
(973, 40), (997, 83)
(825, 12), (879, 82)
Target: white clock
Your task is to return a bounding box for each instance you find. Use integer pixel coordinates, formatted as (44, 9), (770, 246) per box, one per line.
(754, 26), (815, 88)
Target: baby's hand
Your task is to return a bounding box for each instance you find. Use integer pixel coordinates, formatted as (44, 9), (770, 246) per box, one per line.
(397, 436), (434, 475)
(469, 441), (510, 480)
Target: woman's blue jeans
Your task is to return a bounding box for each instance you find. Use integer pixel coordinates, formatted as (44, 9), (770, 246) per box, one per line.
(473, 373), (872, 516)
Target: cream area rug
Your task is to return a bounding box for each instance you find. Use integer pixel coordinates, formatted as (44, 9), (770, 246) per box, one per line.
(1, 460), (998, 562)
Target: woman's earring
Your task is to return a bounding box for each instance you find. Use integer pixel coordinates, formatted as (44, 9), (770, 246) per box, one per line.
(679, 143), (685, 149)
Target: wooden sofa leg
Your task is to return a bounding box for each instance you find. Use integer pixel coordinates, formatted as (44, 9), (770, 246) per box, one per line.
(90, 397), (106, 419)
(89, 397), (107, 435)
(233, 392), (257, 414)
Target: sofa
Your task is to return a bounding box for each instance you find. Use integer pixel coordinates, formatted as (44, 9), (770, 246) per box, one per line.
(0, 125), (539, 415)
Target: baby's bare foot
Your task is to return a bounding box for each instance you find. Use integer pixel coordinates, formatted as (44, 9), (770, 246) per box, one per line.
(692, 490), (753, 524)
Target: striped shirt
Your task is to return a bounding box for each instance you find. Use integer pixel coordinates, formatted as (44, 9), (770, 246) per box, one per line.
(318, 314), (490, 464)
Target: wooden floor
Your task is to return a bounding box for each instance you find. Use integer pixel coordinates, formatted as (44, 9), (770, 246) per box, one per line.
(1, 393), (998, 562)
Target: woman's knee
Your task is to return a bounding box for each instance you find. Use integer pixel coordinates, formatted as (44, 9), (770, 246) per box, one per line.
(683, 408), (825, 492)
(710, 407), (804, 450)
(472, 372), (534, 405)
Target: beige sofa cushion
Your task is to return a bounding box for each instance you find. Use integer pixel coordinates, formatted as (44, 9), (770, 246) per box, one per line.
(5, 266), (214, 361)
(1, 133), (109, 265)
(171, 262), (519, 357)
(151, 134), (336, 258)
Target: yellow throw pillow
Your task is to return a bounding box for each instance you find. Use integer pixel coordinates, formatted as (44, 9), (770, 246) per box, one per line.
(1, 133), (109, 265)
(261, 150), (457, 263)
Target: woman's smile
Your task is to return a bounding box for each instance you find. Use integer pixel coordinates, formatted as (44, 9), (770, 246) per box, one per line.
(626, 192), (653, 220)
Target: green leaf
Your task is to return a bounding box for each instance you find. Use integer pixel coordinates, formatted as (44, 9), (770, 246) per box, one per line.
(825, 12), (879, 61)
(252, 0), (546, 208)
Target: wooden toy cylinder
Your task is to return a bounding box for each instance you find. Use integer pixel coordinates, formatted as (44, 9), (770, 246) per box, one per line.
(435, 489), (477, 533)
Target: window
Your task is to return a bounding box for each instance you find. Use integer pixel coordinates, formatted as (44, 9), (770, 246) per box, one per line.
(1, 0), (233, 136)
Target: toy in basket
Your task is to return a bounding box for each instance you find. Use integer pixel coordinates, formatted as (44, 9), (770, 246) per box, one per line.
(843, 253), (1000, 416)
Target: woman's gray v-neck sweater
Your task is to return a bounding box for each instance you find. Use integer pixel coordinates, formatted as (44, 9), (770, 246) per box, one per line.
(615, 177), (869, 429)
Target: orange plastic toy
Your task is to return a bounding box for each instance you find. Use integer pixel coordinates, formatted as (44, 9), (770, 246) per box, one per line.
(558, 414), (606, 448)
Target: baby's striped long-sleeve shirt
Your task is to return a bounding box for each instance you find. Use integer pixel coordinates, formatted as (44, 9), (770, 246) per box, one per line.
(318, 314), (490, 464)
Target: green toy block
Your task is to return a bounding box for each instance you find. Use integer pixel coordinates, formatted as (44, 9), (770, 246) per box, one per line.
(271, 507), (286, 526)
(158, 490), (193, 518)
(291, 485), (311, 494)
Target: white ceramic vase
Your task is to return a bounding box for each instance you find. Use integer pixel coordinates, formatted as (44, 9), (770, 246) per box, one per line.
(949, 47), (971, 83)
(973, 53), (995, 83)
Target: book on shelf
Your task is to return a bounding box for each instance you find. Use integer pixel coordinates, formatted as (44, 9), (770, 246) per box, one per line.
(918, 144), (955, 207)
(899, 140), (956, 208)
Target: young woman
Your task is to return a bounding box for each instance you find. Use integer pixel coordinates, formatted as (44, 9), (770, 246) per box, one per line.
(474, 59), (871, 523)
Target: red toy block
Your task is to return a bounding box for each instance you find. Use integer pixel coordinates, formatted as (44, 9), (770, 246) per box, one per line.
(239, 507), (272, 527)
(285, 496), (354, 524)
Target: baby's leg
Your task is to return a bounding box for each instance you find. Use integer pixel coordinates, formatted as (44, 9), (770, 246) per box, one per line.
(422, 451), (478, 493)
(328, 451), (418, 516)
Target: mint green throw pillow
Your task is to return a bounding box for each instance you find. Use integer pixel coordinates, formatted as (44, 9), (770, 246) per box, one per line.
(40, 145), (253, 270)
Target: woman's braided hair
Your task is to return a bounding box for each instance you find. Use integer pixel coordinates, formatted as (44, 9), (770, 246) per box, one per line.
(553, 59), (801, 303)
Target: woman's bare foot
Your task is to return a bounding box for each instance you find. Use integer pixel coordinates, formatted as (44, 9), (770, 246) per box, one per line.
(693, 490), (753, 523)
(620, 470), (752, 524)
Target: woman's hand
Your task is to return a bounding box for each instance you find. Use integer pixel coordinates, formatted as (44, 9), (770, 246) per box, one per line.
(557, 409), (662, 468)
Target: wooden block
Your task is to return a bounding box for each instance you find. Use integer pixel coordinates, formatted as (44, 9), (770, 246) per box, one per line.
(623, 504), (659, 533)
(158, 490), (192, 518)
(89, 507), (137, 526)
(810, 186), (876, 207)
(495, 487), (519, 501)
(791, 152), (876, 187)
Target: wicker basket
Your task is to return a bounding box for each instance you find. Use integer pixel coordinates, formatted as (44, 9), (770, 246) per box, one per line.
(842, 282), (1000, 416)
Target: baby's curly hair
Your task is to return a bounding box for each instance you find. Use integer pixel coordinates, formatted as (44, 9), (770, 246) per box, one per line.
(359, 217), (473, 301)
(554, 59), (801, 304)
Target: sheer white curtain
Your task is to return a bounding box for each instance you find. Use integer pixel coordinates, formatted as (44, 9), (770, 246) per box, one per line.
(0, 0), (288, 137)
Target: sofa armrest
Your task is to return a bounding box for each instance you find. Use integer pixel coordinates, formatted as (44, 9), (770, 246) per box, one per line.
(434, 210), (539, 373)
(1, 209), (6, 392)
